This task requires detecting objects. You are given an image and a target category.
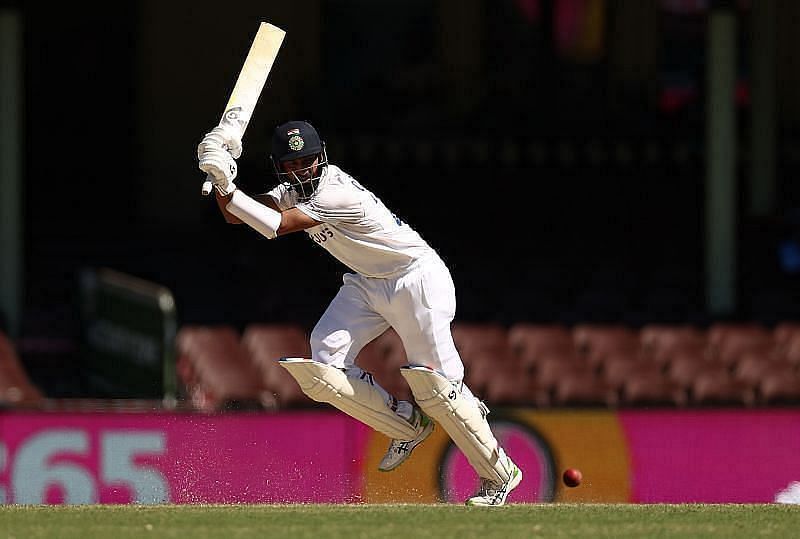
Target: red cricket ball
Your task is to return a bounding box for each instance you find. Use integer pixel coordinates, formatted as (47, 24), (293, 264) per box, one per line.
(563, 468), (582, 488)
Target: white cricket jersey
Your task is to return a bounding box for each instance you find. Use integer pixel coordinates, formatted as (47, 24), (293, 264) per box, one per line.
(267, 164), (436, 278)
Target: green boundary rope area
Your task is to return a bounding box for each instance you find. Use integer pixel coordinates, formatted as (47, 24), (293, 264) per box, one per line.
(1, 504), (799, 539)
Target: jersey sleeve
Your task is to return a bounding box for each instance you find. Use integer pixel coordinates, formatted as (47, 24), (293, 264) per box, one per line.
(296, 184), (365, 224)
(265, 183), (298, 211)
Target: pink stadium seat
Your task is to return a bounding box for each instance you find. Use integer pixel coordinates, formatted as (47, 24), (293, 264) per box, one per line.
(713, 331), (776, 366)
(241, 324), (314, 408)
(690, 370), (755, 407)
(665, 351), (725, 391)
(450, 322), (508, 365)
(0, 332), (45, 407)
(782, 334), (800, 365)
(772, 322), (800, 347)
(462, 346), (519, 402)
(620, 373), (687, 407)
(531, 353), (589, 393)
(639, 324), (707, 365)
(706, 323), (771, 364)
(758, 369), (800, 405)
(733, 353), (795, 387)
(640, 324), (704, 350)
(572, 324), (640, 367)
(484, 359), (545, 407)
(552, 371), (617, 407)
(356, 328), (412, 402)
(175, 325), (271, 411)
(507, 323), (574, 368)
(706, 322), (768, 346)
(602, 354), (663, 392)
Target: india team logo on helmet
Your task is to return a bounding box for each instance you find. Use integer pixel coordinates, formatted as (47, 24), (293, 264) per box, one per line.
(288, 134), (305, 151)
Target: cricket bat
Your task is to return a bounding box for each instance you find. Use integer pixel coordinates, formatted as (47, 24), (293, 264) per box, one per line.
(201, 22), (285, 195)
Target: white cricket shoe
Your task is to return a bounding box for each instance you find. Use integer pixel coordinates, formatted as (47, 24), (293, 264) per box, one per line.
(465, 455), (523, 507)
(378, 408), (434, 472)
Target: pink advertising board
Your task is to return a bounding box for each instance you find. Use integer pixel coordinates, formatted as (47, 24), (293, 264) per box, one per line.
(618, 409), (800, 503)
(1, 409), (800, 504)
(0, 411), (370, 504)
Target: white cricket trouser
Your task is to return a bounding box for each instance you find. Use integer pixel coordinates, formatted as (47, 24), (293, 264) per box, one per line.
(310, 255), (465, 382)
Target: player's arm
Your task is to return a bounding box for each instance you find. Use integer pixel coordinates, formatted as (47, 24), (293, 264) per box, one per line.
(216, 191), (321, 237)
(274, 207), (321, 235)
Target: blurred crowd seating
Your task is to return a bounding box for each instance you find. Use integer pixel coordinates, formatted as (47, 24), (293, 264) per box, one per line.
(170, 321), (800, 412)
(0, 332), (45, 408)
(5, 322), (800, 411)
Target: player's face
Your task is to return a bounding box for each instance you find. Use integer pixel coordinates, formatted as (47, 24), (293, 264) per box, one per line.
(281, 155), (319, 180)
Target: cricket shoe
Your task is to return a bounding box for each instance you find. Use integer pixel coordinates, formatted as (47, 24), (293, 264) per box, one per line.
(465, 454), (523, 507)
(378, 408), (434, 472)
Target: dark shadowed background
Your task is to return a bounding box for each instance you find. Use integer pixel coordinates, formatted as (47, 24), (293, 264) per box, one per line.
(2, 0), (800, 396)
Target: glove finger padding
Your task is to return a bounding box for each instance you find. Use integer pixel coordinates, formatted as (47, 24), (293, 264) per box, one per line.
(197, 125), (242, 159)
(215, 123), (243, 159)
(198, 147), (237, 195)
(198, 148), (236, 179)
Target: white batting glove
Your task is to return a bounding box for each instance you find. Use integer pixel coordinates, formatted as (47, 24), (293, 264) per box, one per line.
(198, 145), (238, 196)
(197, 124), (242, 159)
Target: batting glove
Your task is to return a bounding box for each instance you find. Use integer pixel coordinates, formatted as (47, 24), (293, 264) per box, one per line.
(198, 145), (238, 196)
(197, 124), (242, 159)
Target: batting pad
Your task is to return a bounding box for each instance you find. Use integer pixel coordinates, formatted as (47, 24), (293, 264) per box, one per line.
(400, 365), (511, 483)
(279, 358), (419, 440)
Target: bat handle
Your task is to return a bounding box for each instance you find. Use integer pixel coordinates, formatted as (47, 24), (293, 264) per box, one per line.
(201, 175), (214, 196)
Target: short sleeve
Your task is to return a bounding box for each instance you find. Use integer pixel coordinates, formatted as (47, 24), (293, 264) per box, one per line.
(266, 183), (298, 211)
(296, 184), (364, 224)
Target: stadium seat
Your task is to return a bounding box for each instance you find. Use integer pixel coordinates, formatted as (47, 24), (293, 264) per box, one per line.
(507, 323), (574, 368)
(450, 322), (508, 365)
(602, 354), (663, 392)
(484, 359), (546, 407)
(552, 371), (617, 408)
(733, 353), (795, 387)
(665, 351), (725, 391)
(531, 352), (589, 392)
(712, 330), (775, 366)
(758, 369), (800, 405)
(639, 324), (706, 365)
(462, 345), (520, 402)
(0, 332), (45, 407)
(241, 324), (314, 408)
(690, 370), (755, 407)
(707, 322), (768, 345)
(572, 324), (640, 367)
(620, 372), (687, 408)
(175, 325), (271, 411)
(356, 328), (412, 402)
(706, 323), (771, 364)
(781, 334), (800, 365)
(773, 322), (800, 347)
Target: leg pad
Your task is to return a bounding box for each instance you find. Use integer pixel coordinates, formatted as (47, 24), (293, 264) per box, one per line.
(280, 358), (418, 440)
(400, 365), (511, 482)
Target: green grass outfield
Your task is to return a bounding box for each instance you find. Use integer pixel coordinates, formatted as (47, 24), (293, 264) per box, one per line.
(1, 503), (798, 539)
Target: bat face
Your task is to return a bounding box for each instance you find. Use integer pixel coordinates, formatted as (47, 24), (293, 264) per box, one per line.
(221, 22), (285, 136)
(201, 22), (285, 195)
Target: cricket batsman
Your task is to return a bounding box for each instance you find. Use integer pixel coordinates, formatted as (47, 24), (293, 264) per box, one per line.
(197, 120), (522, 506)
